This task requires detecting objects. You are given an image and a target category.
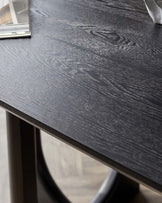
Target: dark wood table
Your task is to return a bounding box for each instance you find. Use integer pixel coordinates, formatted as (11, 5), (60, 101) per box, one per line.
(0, 0), (162, 202)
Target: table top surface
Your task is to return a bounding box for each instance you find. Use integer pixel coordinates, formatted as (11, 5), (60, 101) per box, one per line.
(0, 0), (162, 193)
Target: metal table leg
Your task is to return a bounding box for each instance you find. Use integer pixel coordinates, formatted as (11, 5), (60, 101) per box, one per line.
(91, 170), (139, 203)
(6, 112), (38, 203)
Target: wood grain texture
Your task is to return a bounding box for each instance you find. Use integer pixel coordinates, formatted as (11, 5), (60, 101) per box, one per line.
(0, 0), (162, 193)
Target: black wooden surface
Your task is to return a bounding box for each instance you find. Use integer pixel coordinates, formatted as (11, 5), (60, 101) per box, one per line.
(0, 0), (162, 193)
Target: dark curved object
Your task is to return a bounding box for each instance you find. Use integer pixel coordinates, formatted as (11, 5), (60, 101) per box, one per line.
(36, 129), (71, 203)
(36, 131), (139, 203)
(91, 170), (139, 203)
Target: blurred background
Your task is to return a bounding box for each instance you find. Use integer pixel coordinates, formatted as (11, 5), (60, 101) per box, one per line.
(0, 0), (28, 25)
(0, 107), (161, 203)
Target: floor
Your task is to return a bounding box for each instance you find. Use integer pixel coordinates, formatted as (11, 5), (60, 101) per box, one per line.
(0, 107), (161, 203)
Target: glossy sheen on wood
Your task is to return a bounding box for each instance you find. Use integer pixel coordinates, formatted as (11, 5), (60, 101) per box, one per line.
(0, 0), (162, 193)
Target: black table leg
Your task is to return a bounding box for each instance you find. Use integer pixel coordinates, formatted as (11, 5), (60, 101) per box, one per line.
(6, 112), (38, 203)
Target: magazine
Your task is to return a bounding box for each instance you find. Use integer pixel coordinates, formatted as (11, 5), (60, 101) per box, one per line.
(0, 0), (30, 38)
